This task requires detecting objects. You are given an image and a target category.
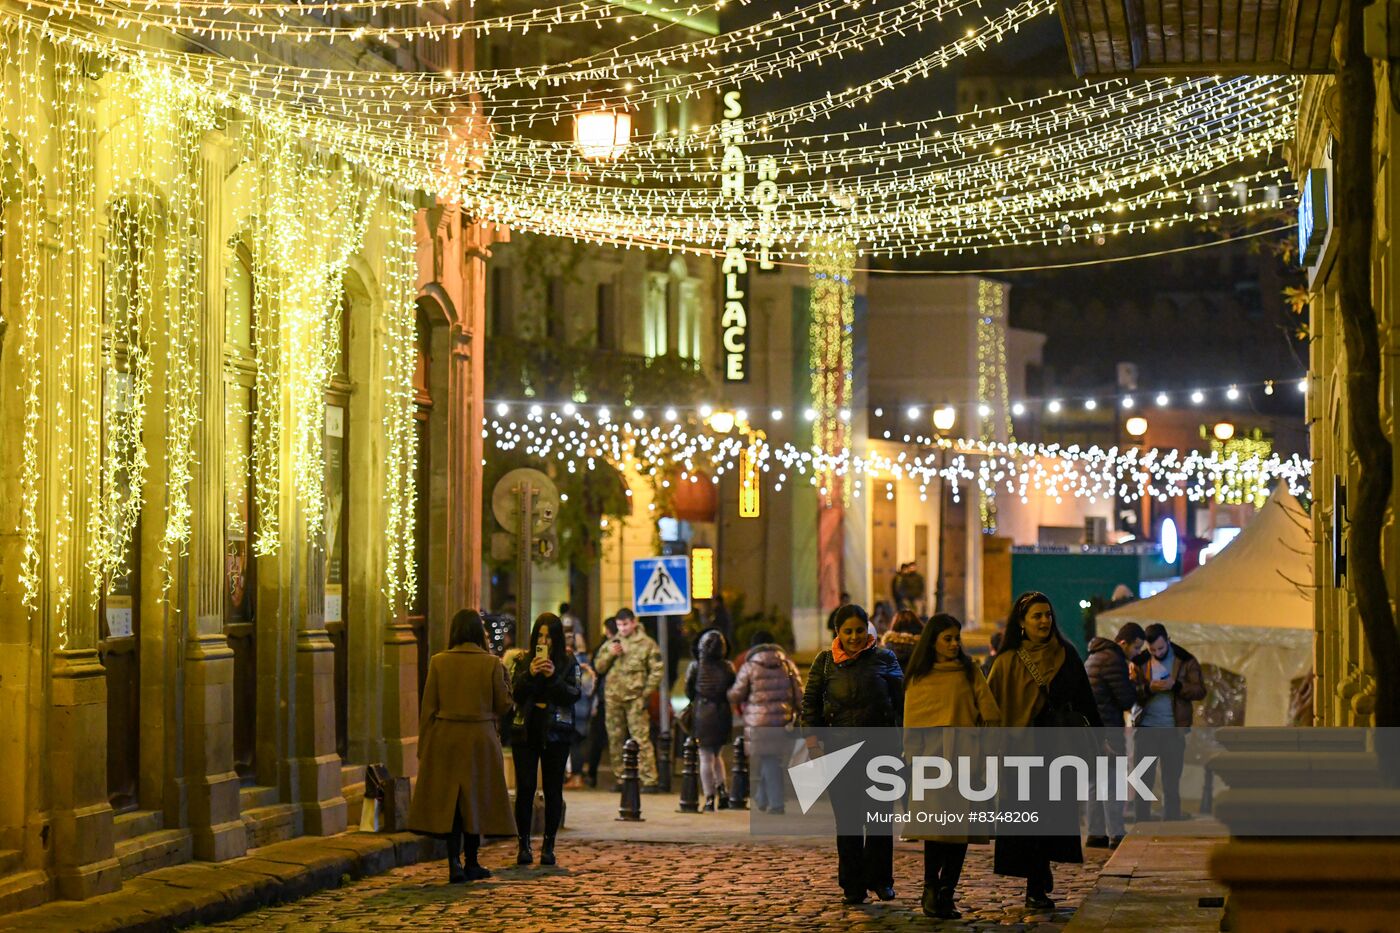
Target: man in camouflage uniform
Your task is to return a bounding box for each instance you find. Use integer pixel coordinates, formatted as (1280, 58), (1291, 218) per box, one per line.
(594, 608), (664, 790)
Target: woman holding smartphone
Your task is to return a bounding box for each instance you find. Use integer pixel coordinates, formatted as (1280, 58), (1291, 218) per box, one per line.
(509, 613), (581, 866)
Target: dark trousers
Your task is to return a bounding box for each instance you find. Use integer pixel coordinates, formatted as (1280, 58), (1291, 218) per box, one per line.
(923, 841), (967, 890)
(1134, 728), (1186, 820)
(445, 810), (481, 868)
(1028, 860), (1053, 898)
(831, 765), (894, 895)
(513, 741), (570, 839)
(585, 705), (608, 778)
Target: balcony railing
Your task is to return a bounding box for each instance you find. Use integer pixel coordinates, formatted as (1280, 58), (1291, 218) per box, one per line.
(486, 336), (709, 407)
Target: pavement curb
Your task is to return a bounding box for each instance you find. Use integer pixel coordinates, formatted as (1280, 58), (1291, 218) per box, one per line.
(0, 831), (448, 933)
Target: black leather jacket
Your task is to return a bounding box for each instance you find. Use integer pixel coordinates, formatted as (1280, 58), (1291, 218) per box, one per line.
(801, 645), (905, 729)
(510, 655), (582, 748)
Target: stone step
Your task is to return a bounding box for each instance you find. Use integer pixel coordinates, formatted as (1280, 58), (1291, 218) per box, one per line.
(0, 851), (19, 877)
(113, 809), (164, 844)
(0, 869), (51, 915)
(242, 803), (300, 850)
(239, 784), (280, 812)
(114, 828), (192, 882)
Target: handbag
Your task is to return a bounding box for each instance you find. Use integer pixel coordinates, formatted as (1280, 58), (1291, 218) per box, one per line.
(1017, 648), (1093, 728)
(678, 703), (695, 734)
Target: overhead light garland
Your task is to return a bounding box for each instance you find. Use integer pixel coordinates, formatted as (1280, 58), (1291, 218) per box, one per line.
(483, 407), (1311, 509)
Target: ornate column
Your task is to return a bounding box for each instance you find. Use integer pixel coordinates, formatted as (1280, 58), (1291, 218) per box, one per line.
(291, 526), (346, 835)
(458, 219), (497, 615)
(183, 135), (248, 861)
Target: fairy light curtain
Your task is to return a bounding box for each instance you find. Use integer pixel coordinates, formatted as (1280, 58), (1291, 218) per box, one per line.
(808, 237), (857, 508)
(0, 22), (422, 625)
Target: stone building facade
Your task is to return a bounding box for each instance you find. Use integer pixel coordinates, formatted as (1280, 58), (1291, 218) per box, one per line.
(1293, 69), (1384, 727)
(0, 6), (490, 911)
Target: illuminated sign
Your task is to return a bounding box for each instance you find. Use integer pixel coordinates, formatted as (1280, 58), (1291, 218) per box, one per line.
(1298, 167), (1329, 267)
(721, 91), (749, 383)
(739, 447), (761, 518)
(718, 91), (780, 384)
(691, 547), (715, 600)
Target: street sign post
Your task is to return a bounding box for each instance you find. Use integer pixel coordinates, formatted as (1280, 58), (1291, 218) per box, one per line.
(491, 468), (558, 648)
(632, 556), (690, 738)
(632, 556), (691, 617)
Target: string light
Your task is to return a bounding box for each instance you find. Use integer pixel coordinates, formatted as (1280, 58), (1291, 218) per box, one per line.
(482, 407), (1312, 508)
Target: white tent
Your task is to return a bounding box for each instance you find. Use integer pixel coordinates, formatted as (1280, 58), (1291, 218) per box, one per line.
(1099, 484), (1314, 726)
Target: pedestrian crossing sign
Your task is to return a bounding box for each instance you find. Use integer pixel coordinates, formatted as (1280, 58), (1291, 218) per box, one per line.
(632, 556), (691, 616)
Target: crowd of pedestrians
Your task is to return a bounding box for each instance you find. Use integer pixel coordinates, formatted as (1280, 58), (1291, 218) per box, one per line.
(407, 589), (1206, 919)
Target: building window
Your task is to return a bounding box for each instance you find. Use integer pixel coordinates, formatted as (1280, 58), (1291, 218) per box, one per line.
(596, 280), (616, 350)
(546, 276), (565, 342)
(489, 265), (510, 338)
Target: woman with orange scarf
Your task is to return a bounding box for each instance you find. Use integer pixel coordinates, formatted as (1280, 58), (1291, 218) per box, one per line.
(986, 591), (1102, 912)
(801, 604), (905, 905)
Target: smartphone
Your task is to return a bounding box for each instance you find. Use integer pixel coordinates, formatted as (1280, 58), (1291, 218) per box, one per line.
(535, 641), (549, 661)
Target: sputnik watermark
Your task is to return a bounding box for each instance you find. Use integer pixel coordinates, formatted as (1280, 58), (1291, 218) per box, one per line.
(864, 754), (1159, 803)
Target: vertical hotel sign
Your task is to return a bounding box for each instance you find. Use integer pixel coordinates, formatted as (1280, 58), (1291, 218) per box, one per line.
(720, 90), (779, 383)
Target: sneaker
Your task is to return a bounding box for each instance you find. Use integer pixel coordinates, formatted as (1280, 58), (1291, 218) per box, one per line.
(871, 886), (897, 902)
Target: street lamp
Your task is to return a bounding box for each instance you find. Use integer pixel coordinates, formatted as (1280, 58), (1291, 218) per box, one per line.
(574, 106), (632, 160)
(1126, 416), (1149, 437)
(932, 406), (957, 433)
(1213, 421), (1235, 441)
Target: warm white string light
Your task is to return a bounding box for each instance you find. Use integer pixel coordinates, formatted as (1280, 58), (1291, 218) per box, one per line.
(484, 408), (1311, 507)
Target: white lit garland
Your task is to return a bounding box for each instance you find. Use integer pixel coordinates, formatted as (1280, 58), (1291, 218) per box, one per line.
(380, 194), (420, 616)
(485, 409), (1312, 508)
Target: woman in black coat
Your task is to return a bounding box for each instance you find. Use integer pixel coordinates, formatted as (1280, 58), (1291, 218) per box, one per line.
(685, 628), (737, 810)
(509, 613), (582, 868)
(801, 604), (905, 906)
(986, 592), (1102, 911)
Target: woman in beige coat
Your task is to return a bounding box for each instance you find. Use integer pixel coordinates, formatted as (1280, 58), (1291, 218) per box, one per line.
(407, 610), (515, 882)
(903, 613), (1001, 920)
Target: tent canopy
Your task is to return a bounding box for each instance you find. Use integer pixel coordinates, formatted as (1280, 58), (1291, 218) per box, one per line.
(1101, 484), (1313, 633)
(1099, 484), (1314, 726)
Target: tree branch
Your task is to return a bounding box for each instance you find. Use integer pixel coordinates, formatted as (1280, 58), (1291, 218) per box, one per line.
(1337, 0), (1400, 735)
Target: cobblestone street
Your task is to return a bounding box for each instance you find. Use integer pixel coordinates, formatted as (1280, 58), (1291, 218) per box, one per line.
(205, 837), (1110, 932)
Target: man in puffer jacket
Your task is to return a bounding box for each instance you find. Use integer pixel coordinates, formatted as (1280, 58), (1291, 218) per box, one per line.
(1083, 622), (1145, 847)
(728, 629), (803, 814)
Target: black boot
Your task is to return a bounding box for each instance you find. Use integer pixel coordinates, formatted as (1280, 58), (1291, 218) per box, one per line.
(703, 795), (715, 812)
(937, 886), (962, 920)
(540, 835), (557, 866)
(447, 857), (465, 884)
(516, 834), (533, 865)
(920, 884), (939, 918)
(717, 784), (730, 810)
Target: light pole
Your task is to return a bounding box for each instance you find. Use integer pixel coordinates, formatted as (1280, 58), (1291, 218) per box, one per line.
(932, 406), (957, 614)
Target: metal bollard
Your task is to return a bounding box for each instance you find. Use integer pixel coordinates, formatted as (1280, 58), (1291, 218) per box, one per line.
(616, 737), (644, 821)
(656, 727), (673, 793)
(677, 736), (701, 813)
(728, 735), (750, 811)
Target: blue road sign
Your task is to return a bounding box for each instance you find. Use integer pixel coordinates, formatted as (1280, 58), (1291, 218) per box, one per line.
(632, 555), (691, 616)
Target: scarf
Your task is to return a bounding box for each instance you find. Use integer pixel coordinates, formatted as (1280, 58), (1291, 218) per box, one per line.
(905, 660), (1002, 728)
(831, 632), (874, 665)
(988, 636), (1066, 727)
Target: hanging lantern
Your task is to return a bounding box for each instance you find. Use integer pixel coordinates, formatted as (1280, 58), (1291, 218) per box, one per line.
(574, 107), (631, 161)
